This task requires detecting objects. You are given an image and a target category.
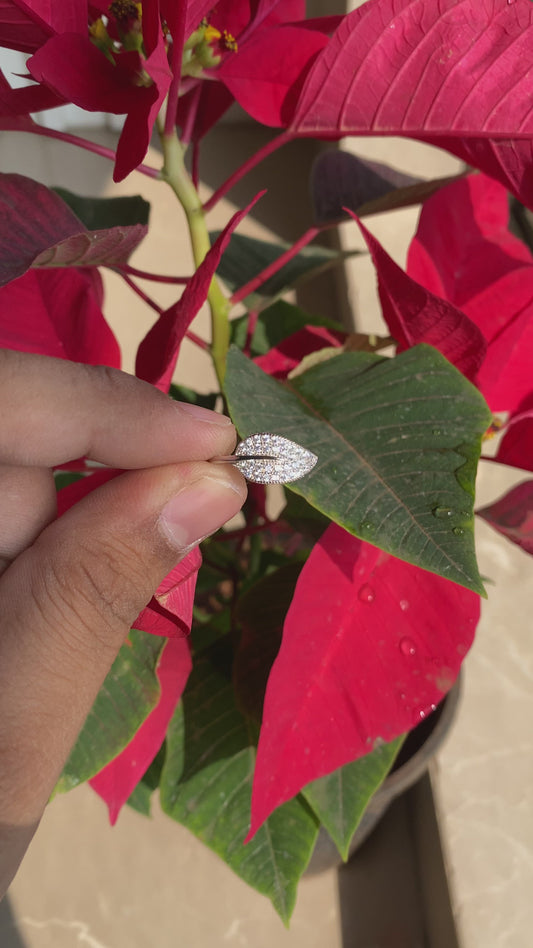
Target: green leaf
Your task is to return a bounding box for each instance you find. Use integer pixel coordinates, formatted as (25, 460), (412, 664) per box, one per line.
(302, 736), (403, 860)
(53, 188), (150, 230)
(159, 639), (319, 922)
(55, 630), (164, 794)
(54, 471), (86, 491)
(212, 231), (358, 309)
(230, 299), (344, 357)
(234, 563), (302, 722)
(168, 383), (219, 412)
(225, 345), (491, 594)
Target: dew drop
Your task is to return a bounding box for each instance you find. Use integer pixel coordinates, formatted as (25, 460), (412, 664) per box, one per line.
(358, 583), (375, 604)
(399, 599), (409, 612)
(400, 636), (417, 656)
(415, 703), (437, 724)
(452, 526), (465, 536)
(432, 505), (454, 519)
(432, 428), (442, 436)
(359, 520), (374, 533)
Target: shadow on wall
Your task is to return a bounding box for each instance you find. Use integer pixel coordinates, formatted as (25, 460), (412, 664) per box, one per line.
(0, 896), (28, 948)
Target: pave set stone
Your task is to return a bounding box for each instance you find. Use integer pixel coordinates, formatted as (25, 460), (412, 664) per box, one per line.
(234, 433), (318, 484)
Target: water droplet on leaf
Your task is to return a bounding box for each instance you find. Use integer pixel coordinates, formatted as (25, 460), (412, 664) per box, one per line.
(358, 583), (375, 604)
(399, 599), (409, 612)
(452, 526), (465, 536)
(400, 636), (417, 656)
(432, 505), (454, 519)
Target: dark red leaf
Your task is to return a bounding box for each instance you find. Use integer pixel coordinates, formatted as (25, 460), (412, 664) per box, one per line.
(0, 173), (147, 285)
(248, 524), (480, 837)
(136, 193), (264, 391)
(310, 149), (463, 224)
(0, 0), (85, 53)
(496, 396), (533, 473)
(477, 480), (533, 556)
(0, 68), (63, 115)
(352, 214), (486, 380)
(407, 173), (533, 411)
(90, 635), (192, 824)
(34, 224), (149, 270)
(0, 268), (120, 367)
(0, 173), (83, 286)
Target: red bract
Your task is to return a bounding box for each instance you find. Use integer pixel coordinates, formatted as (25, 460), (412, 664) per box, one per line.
(1, 1), (172, 181)
(247, 524), (480, 838)
(90, 634), (192, 823)
(290, 0), (533, 210)
(0, 268), (120, 366)
(254, 325), (345, 379)
(177, 0), (320, 138)
(352, 213), (486, 382)
(496, 396), (533, 473)
(477, 480), (533, 557)
(217, 24), (328, 127)
(136, 193), (263, 391)
(135, 548), (202, 638)
(407, 173), (533, 413)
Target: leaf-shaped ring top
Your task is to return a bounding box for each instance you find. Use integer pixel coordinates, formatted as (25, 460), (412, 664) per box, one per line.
(212, 433), (318, 484)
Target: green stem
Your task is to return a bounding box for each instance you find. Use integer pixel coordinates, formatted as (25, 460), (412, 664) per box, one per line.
(159, 130), (230, 386)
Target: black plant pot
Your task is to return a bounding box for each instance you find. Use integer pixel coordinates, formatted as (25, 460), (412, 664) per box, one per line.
(306, 677), (462, 874)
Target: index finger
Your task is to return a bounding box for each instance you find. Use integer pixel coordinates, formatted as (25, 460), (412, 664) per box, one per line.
(0, 350), (236, 468)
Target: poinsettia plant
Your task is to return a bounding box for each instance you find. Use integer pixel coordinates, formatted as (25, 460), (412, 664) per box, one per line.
(1, 0), (532, 922)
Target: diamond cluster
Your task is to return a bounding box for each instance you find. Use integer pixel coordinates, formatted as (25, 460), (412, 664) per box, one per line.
(235, 433), (318, 484)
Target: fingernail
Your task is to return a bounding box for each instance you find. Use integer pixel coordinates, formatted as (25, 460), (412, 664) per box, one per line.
(177, 402), (233, 426)
(159, 474), (246, 549)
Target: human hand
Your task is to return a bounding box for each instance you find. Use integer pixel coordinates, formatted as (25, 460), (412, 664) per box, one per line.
(0, 350), (247, 896)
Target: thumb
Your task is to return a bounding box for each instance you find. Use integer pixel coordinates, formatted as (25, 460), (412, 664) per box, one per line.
(0, 462), (246, 828)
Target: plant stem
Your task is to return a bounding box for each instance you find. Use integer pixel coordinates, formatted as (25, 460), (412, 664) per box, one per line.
(114, 263), (189, 284)
(117, 268), (209, 351)
(231, 226), (320, 305)
(118, 272), (163, 313)
(160, 129), (230, 385)
(23, 124), (160, 178)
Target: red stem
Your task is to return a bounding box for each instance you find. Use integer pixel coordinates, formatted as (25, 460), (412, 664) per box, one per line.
(116, 271), (209, 350)
(202, 130), (294, 212)
(163, 9), (188, 137)
(180, 83), (202, 146)
(26, 124), (160, 178)
(115, 263), (189, 284)
(231, 226), (320, 305)
(244, 310), (259, 356)
(118, 272), (163, 313)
